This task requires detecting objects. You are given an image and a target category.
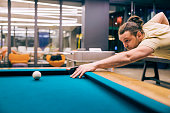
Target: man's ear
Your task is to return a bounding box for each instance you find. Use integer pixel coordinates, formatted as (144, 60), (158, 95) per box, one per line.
(136, 31), (142, 39)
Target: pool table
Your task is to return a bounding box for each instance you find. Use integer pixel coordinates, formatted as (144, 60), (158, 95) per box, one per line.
(0, 67), (169, 113)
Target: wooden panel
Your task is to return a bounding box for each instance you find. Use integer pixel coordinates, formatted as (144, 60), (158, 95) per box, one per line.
(143, 56), (170, 63)
(94, 71), (170, 106)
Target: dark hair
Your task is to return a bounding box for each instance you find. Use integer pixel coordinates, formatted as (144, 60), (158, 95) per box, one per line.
(118, 15), (144, 36)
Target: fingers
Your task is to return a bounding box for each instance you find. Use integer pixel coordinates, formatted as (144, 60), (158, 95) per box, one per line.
(71, 70), (80, 78)
(70, 67), (81, 78)
(70, 64), (95, 78)
(79, 70), (86, 78)
(70, 66), (85, 78)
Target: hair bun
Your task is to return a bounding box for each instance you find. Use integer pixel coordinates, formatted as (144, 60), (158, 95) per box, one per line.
(127, 15), (143, 27)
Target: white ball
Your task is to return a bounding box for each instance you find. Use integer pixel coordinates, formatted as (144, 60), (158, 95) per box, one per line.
(32, 71), (41, 80)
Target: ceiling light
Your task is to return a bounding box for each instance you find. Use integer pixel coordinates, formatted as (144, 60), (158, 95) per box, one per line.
(10, 0), (82, 9)
(0, 23), (82, 26)
(0, 17), (77, 24)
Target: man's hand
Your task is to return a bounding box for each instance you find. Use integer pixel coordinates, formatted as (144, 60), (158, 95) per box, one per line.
(70, 63), (97, 78)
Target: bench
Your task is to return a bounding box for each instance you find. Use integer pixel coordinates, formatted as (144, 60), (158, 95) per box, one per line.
(142, 56), (170, 85)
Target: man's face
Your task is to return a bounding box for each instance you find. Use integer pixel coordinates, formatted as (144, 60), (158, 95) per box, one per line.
(119, 31), (141, 50)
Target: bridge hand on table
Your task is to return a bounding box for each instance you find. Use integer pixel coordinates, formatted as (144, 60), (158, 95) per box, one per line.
(70, 63), (97, 78)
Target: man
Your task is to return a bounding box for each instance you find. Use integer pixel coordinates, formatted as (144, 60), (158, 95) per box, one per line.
(70, 12), (170, 78)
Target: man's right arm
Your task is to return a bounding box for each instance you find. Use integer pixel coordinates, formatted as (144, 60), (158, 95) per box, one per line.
(70, 46), (154, 78)
(147, 12), (169, 25)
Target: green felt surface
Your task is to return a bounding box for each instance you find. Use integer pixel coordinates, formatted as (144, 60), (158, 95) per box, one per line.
(0, 70), (169, 113)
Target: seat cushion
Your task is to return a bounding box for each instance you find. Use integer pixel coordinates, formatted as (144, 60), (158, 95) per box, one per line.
(12, 63), (28, 67)
(50, 55), (62, 61)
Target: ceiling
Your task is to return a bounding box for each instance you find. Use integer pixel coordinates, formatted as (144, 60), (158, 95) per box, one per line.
(0, 0), (169, 33)
(0, 0), (82, 32)
(63, 0), (170, 7)
(109, 0), (170, 8)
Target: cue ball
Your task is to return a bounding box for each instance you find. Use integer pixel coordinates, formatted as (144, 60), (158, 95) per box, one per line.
(32, 71), (41, 80)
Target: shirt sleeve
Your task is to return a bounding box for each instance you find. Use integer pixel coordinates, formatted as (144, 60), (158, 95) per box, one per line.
(143, 21), (170, 38)
(138, 38), (160, 51)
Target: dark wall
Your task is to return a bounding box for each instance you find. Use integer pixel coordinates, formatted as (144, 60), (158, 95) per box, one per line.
(82, 0), (109, 51)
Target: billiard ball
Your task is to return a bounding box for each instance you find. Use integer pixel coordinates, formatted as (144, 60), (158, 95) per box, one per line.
(32, 71), (41, 80)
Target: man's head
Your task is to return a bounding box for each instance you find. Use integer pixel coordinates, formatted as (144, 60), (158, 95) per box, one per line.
(119, 30), (144, 50)
(118, 16), (144, 50)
